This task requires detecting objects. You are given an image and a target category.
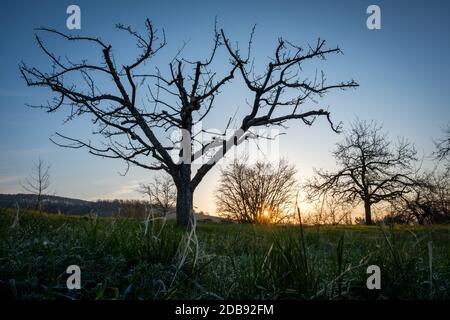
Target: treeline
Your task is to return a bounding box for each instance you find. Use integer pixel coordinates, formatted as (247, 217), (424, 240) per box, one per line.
(0, 194), (169, 218)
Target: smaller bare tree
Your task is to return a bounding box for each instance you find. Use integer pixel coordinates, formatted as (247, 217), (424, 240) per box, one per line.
(140, 176), (177, 216)
(215, 159), (298, 224)
(21, 159), (51, 212)
(306, 119), (418, 225)
(434, 124), (450, 172)
(306, 193), (352, 225)
(391, 170), (450, 224)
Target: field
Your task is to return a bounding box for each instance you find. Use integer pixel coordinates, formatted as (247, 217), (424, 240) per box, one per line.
(1, 209), (449, 300)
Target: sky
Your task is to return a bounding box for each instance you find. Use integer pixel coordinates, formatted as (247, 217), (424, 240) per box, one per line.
(0, 0), (449, 215)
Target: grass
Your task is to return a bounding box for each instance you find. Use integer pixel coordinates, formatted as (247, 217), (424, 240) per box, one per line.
(0, 208), (449, 300)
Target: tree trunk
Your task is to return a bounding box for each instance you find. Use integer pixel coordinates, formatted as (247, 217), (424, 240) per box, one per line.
(175, 164), (194, 226)
(364, 199), (372, 225)
(36, 193), (42, 212)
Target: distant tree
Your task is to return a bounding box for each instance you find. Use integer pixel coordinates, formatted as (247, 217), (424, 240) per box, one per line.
(21, 159), (51, 212)
(434, 124), (450, 172)
(215, 159), (298, 223)
(20, 19), (358, 226)
(391, 170), (450, 225)
(140, 175), (176, 216)
(306, 120), (418, 225)
(306, 193), (352, 225)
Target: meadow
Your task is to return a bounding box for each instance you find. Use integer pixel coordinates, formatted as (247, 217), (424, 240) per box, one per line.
(1, 209), (449, 300)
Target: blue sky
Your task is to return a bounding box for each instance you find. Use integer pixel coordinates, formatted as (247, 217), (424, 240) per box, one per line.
(0, 0), (449, 214)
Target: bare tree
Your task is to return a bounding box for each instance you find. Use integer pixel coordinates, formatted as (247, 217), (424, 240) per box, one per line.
(215, 159), (298, 223)
(306, 120), (418, 225)
(391, 170), (450, 224)
(140, 175), (176, 216)
(305, 193), (352, 225)
(434, 124), (450, 172)
(20, 19), (358, 225)
(21, 159), (51, 212)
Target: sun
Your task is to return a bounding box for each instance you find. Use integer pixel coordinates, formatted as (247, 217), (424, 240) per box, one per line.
(260, 208), (272, 224)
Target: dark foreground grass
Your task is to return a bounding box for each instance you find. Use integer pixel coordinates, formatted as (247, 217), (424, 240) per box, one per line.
(0, 209), (449, 300)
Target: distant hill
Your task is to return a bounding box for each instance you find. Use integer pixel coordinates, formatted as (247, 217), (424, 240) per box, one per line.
(0, 193), (224, 221)
(0, 193), (88, 209)
(0, 193), (169, 217)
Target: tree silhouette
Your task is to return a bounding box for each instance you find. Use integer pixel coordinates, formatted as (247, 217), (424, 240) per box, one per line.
(306, 120), (418, 225)
(216, 159), (298, 223)
(21, 159), (51, 212)
(306, 193), (352, 225)
(140, 175), (176, 216)
(20, 19), (358, 225)
(391, 170), (450, 225)
(434, 124), (450, 172)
